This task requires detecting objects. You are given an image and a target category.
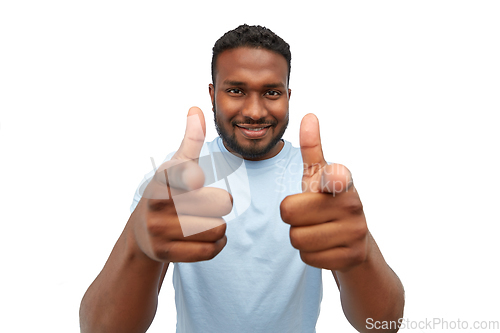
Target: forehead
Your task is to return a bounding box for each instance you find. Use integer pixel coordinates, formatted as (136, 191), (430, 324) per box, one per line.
(215, 47), (288, 86)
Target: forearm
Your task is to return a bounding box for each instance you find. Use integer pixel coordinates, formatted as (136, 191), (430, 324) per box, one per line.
(79, 210), (168, 333)
(334, 232), (404, 333)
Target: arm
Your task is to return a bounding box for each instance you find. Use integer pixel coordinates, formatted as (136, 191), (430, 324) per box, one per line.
(79, 201), (169, 333)
(79, 107), (231, 333)
(333, 232), (404, 333)
(281, 113), (405, 333)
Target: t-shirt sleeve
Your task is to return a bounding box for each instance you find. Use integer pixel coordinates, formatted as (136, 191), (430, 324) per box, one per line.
(129, 151), (176, 214)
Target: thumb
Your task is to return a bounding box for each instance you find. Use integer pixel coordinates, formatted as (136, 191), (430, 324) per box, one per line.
(300, 113), (327, 176)
(174, 106), (206, 161)
(155, 107), (206, 191)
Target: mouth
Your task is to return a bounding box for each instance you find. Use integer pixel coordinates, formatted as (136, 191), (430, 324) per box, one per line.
(235, 124), (273, 139)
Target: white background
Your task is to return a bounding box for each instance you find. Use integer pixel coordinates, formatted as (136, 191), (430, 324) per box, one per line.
(1, 1), (499, 332)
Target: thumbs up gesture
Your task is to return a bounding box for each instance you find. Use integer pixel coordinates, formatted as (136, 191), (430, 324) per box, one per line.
(280, 114), (369, 272)
(134, 107), (233, 263)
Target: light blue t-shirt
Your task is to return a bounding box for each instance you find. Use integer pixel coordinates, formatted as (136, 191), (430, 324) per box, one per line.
(130, 137), (322, 333)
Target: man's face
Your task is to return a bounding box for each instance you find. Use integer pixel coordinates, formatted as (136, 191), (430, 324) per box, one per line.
(209, 47), (291, 161)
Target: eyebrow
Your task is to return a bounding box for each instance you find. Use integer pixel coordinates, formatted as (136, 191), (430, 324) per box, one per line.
(222, 80), (286, 89)
(222, 80), (246, 86)
(263, 83), (285, 89)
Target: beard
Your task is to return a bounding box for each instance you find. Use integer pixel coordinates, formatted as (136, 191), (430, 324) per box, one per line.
(213, 105), (289, 160)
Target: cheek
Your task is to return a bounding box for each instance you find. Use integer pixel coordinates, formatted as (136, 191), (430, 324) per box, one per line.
(265, 100), (289, 120)
(216, 96), (241, 119)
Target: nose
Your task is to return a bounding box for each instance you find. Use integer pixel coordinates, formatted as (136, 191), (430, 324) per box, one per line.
(241, 93), (267, 121)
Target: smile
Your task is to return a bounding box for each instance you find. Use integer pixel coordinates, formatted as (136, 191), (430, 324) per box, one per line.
(236, 124), (272, 139)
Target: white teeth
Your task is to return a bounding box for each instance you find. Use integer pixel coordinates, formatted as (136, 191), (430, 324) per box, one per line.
(237, 125), (269, 131)
(239, 126), (267, 131)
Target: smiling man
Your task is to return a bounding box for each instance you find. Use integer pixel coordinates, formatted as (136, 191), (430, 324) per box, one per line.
(210, 46), (290, 160)
(80, 24), (405, 333)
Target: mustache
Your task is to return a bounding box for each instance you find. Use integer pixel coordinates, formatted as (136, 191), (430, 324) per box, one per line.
(232, 119), (276, 126)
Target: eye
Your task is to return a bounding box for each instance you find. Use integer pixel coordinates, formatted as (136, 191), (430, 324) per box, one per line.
(265, 90), (282, 98)
(227, 88), (243, 95)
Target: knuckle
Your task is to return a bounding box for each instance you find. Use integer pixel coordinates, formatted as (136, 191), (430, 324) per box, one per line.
(202, 188), (233, 216)
(217, 191), (233, 215)
(350, 247), (366, 266)
(289, 227), (303, 249)
(196, 243), (219, 261)
(351, 221), (368, 241)
(279, 197), (293, 222)
(206, 222), (226, 240)
(146, 217), (166, 237)
(151, 243), (169, 260)
(147, 198), (171, 212)
(342, 199), (364, 216)
(343, 246), (366, 267)
(299, 251), (315, 267)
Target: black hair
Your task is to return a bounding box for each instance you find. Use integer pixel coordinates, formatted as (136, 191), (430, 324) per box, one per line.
(211, 24), (291, 86)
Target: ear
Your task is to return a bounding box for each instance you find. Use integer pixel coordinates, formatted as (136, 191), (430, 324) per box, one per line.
(288, 88), (292, 100)
(208, 83), (215, 112)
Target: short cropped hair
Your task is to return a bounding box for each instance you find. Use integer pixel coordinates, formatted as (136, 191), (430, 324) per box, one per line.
(211, 24), (291, 86)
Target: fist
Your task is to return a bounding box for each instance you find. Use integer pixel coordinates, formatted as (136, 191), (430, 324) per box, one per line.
(280, 114), (369, 272)
(134, 107), (233, 263)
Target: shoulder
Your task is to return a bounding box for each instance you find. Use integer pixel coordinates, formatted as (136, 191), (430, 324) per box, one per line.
(283, 140), (303, 162)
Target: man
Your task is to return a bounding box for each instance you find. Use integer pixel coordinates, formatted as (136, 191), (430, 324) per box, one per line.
(80, 24), (404, 333)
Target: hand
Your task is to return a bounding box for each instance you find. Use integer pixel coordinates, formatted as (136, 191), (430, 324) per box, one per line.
(280, 114), (369, 272)
(132, 107), (233, 263)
